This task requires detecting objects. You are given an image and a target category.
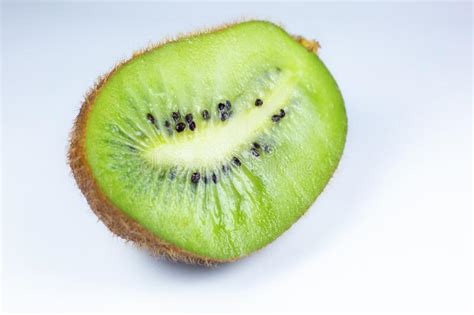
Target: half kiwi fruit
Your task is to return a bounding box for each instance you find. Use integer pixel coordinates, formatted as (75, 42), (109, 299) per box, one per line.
(69, 20), (347, 265)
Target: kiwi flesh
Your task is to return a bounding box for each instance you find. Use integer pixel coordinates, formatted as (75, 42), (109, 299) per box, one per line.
(69, 20), (347, 265)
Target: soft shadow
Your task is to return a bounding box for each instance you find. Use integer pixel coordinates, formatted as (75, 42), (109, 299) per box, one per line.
(129, 247), (248, 279)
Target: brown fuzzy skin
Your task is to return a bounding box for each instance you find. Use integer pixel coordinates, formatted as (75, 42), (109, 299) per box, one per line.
(68, 21), (319, 267)
(293, 35), (320, 53)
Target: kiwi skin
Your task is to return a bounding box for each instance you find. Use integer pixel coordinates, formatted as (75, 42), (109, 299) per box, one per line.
(68, 21), (322, 266)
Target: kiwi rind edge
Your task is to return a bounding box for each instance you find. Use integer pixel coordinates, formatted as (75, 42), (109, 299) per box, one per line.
(68, 20), (320, 266)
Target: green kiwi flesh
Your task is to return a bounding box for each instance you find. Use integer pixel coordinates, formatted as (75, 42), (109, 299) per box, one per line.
(70, 21), (347, 264)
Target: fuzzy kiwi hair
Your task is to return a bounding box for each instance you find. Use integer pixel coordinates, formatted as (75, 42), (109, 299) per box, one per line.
(68, 20), (331, 266)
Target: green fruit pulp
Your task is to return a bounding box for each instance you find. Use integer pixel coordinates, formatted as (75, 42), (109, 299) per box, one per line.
(85, 21), (347, 260)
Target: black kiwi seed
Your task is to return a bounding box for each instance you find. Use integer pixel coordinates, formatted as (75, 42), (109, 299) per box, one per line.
(225, 100), (232, 110)
(202, 110), (210, 120)
(264, 145), (273, 154)
(185, 113), (193, 123)
(127, 145), (137, 151)
(164, 120), (171, 127)
(189, 121), (196, 131)
(251, 148), (260, 157)
(253, 142), (261, 149)
(203, 176), (208, 184)
(232, 157), (241, 166)
(218, 103), (225, 111)
(220, 111), (229, 121)
(172, 111), (180, 121)
(280, 109), (286, 117)
(146, 113), (155, 124)
(175, 122), (186, 132)
(191, 172), (200, 184)
(255, 99), (263, 106)
(212, 173), (218, 183)
(272, 115), (281, 122)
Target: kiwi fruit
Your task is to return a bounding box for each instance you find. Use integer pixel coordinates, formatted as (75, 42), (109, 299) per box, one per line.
(69, 20), (347, 266)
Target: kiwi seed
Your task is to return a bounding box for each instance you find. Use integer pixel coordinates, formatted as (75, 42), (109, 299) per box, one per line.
(185, 113), (193, 123)
(232, 157), (241, 166)
(191, 172), (200, 183)
(172, 111), (180, 121)
(175, 122), (186, 132)
(146, 113), (155, 125)
(202, 110), (210, 120)
(220, 111), (229, 121)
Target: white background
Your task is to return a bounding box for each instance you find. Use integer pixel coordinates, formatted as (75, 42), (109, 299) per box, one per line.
(1, 2), (472, 313)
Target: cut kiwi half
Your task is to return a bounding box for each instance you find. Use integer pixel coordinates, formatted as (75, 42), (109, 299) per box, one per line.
(69, 20), (347, 265)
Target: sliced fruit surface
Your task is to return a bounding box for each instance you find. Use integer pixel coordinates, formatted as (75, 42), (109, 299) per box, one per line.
(81, 21), (347, 261)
